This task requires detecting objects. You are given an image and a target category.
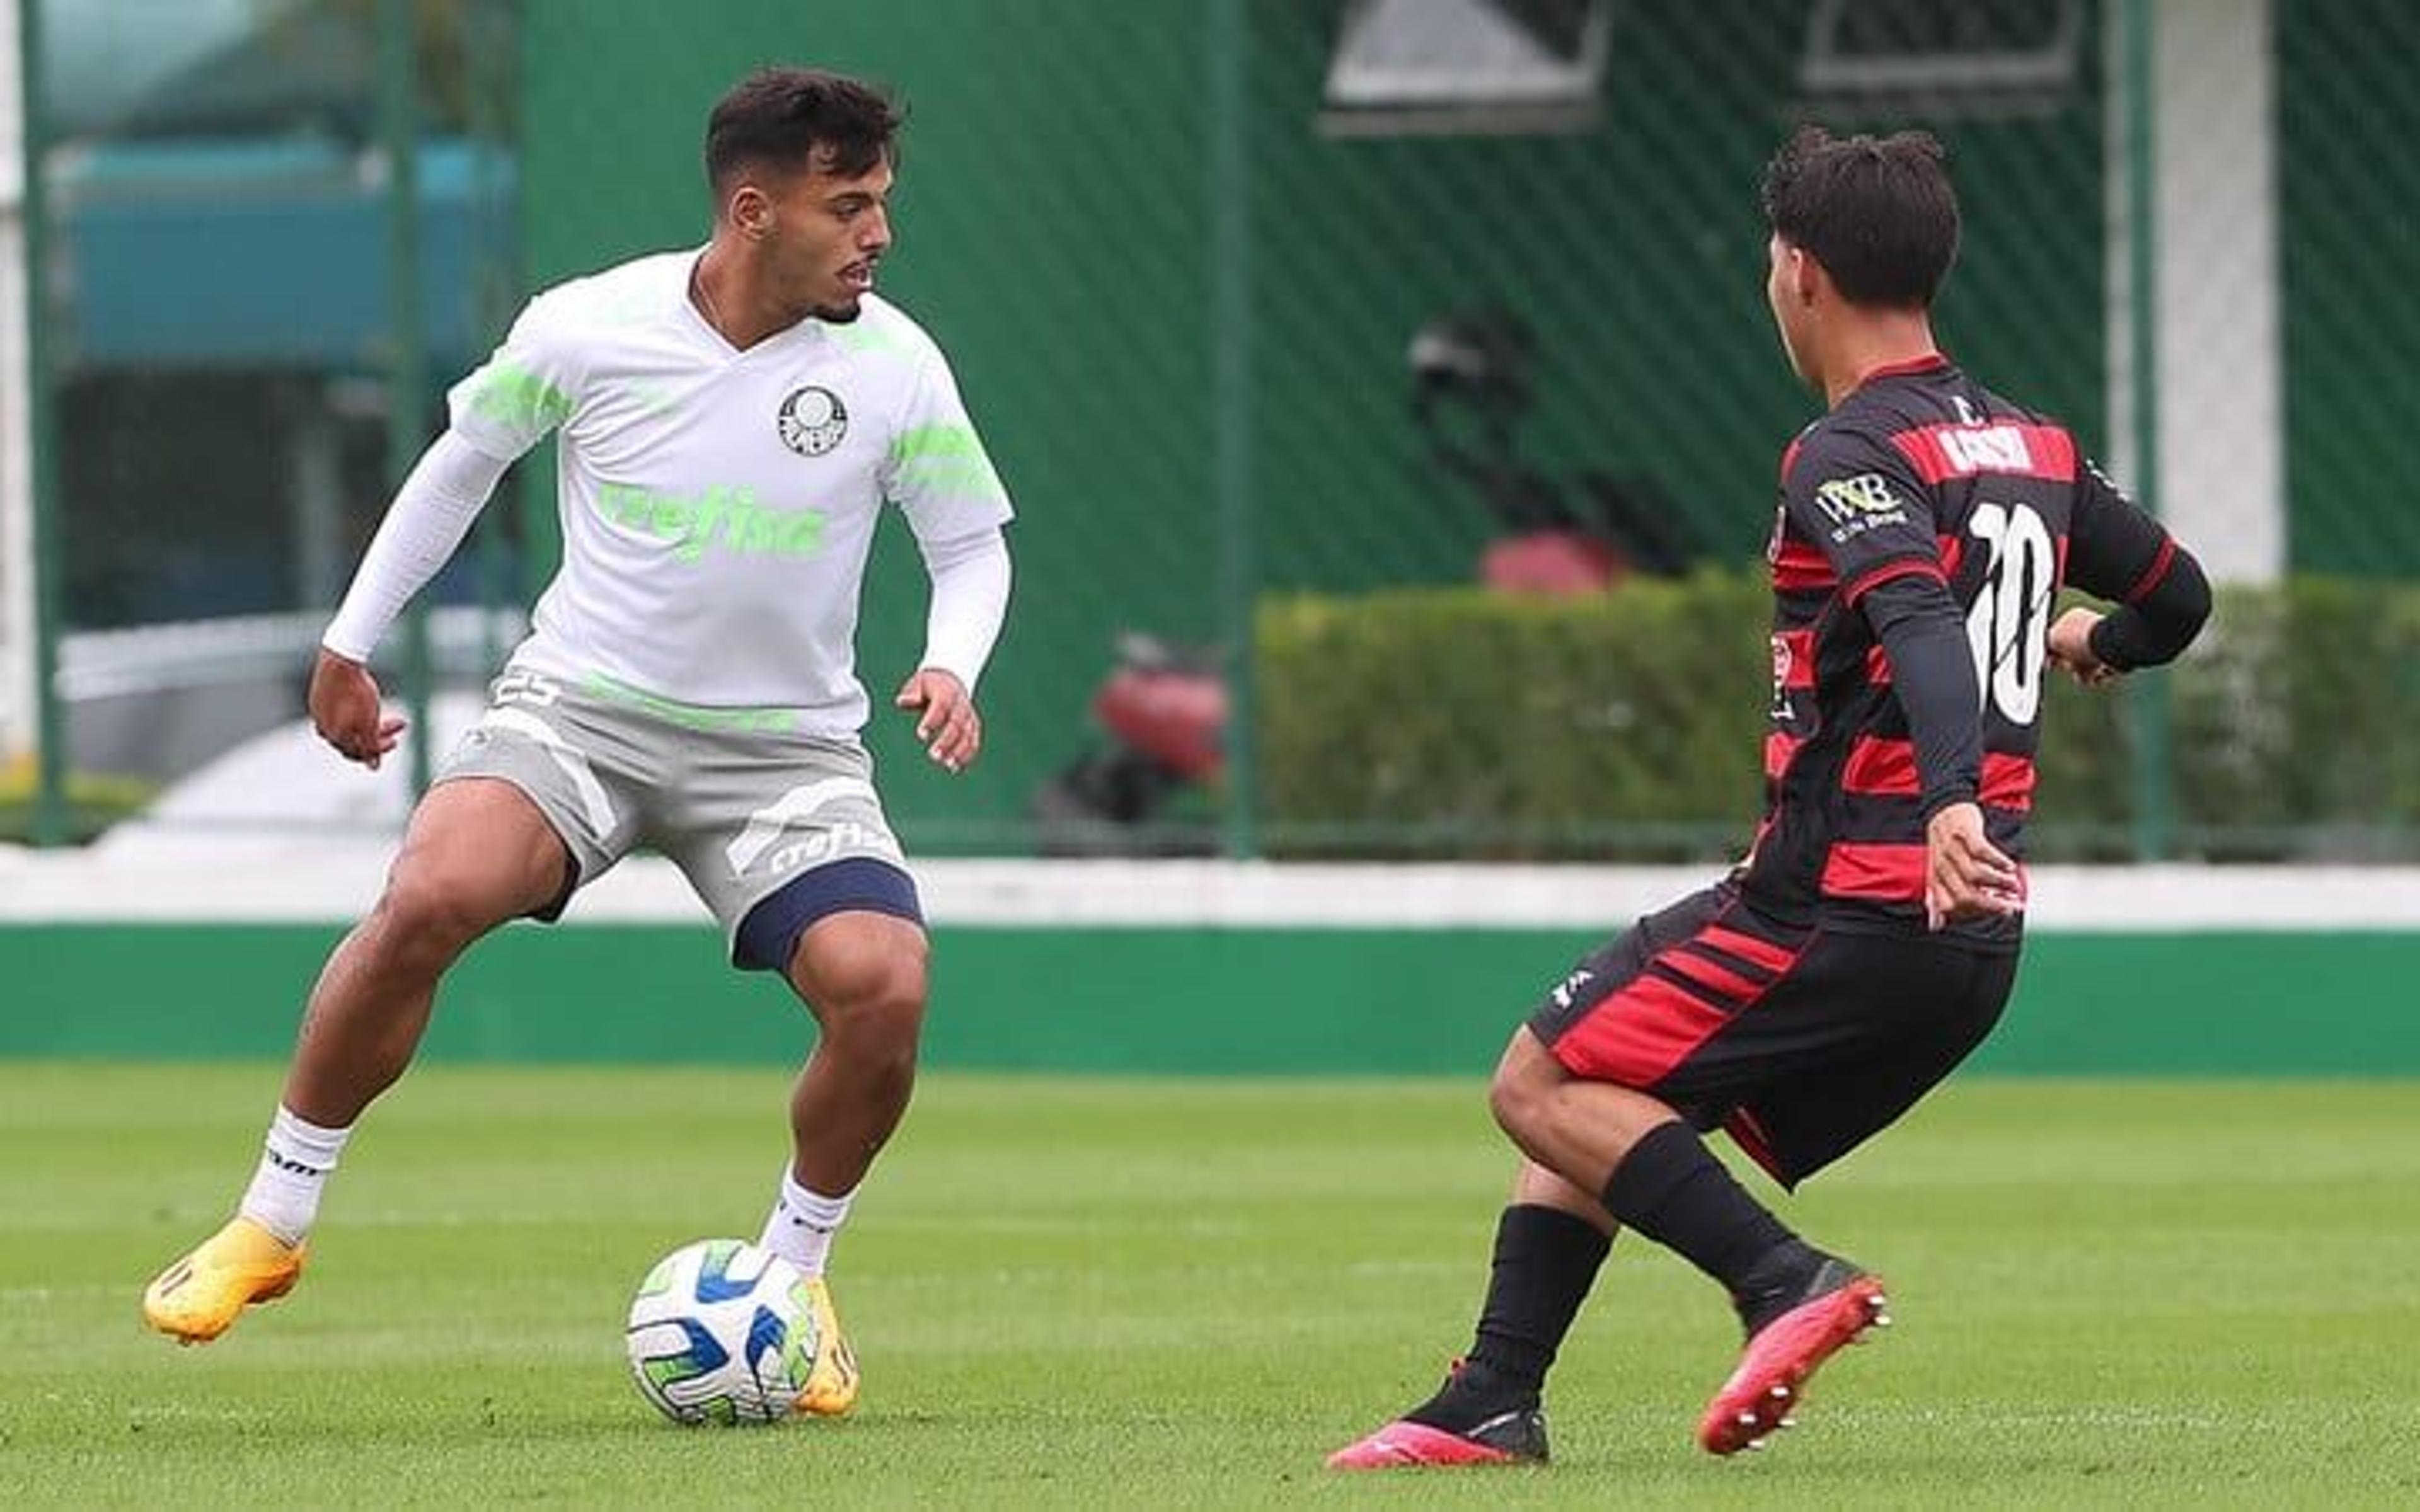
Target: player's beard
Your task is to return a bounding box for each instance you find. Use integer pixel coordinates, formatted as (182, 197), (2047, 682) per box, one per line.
(814, 271), (870, 323)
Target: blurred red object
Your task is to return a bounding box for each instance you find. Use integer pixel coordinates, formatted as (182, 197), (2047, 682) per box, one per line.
(1095, 665), (1226, 782)
(1480, 530), (1628, 594)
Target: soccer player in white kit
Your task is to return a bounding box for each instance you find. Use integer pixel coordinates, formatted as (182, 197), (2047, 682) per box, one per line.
(141, 69), (1010, 1414)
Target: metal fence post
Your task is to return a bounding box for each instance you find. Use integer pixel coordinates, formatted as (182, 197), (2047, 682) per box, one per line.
(379, 0), (432, 799)
(1209, 0), (1257, 859)
(2121, 0), (2174, 861)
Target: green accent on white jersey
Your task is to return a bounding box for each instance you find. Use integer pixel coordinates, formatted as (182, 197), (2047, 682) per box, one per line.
(464, 362), (575, 437)
(886, 423), (1007, 509)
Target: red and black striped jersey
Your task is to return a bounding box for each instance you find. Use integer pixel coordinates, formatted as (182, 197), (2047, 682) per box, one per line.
(1744, 354), (2184, 946)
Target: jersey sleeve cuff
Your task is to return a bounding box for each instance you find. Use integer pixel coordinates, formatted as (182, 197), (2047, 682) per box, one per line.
(319, 632), (373, 665)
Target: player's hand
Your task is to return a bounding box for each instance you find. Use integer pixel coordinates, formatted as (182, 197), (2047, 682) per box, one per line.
(1924, 801), (2024, 931)
(894, 667), (980, 774)
(2046, 607), (2119, 686)
(308, 648), (407, 769)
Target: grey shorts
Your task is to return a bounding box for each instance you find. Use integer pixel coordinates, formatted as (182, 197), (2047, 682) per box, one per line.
(435, 664), (914, 961)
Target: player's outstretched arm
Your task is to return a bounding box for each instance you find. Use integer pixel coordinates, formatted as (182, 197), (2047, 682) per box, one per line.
(2046, 544), (2211, 688)
(321, 432), (512, 665)
(310, 432), (513, 767)
(2083, 544), (2210, 674)
(2061, 461), (2213, 685)
(899, 525), (1011, 774)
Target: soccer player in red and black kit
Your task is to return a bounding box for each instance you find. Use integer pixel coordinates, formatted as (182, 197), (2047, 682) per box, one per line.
(1328, 126), (2212, 1469)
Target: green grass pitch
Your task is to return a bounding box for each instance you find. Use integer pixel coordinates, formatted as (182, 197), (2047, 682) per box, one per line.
(3, 1065), (2416, 1508)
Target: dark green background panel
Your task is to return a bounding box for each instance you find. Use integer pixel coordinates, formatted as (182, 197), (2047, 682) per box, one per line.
(2278, 0), (2420, 576)
(3, 924), (2412, 1075)
(511, 0), (2114, 847)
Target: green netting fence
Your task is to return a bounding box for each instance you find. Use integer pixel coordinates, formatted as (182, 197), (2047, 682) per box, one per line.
(11, 0), (2416, 859)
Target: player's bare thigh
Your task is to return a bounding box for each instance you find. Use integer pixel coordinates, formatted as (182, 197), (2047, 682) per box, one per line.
(376, 776), (574, 939)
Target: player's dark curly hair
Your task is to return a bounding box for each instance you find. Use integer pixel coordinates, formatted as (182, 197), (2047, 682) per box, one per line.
(705, 67), (904, 192)
(1761, 125), (1959, 309)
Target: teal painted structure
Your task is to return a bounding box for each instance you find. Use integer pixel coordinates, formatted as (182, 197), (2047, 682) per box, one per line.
(57, 137), (511, 373)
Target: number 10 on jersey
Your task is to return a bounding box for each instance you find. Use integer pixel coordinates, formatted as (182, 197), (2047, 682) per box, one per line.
(1963, 501), (2054, 726)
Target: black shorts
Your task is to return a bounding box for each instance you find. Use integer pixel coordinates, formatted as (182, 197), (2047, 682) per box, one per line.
(1527, 882), (2017, 1188)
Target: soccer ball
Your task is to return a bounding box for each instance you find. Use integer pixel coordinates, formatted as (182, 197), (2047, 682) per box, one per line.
(624, 1238), (822, 1425)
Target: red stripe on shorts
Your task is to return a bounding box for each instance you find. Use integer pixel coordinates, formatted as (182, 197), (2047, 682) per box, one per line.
(1724, 1106), (1787, 1183)
(1552, 973), (1733, 1086)
(1654, 948), (1765, 1006)
(1698, 924), (1797, 976)
(1551, 917), (1807, 1087)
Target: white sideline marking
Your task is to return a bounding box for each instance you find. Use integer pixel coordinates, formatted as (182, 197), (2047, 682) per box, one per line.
(2, 839), (2417, 931)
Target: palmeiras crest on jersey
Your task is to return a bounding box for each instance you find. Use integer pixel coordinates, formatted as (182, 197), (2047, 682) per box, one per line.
(777, 386), (849, 457)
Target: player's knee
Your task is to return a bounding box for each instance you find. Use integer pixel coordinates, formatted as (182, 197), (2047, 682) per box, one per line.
(1487, 1033), (1558, 1147)
(1488, 1068), (1536, 1146)
(798, 946), (926, 1065)
(367, 872), (507, 971)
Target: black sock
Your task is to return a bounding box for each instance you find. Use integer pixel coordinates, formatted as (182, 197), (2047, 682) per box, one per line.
(1405, 1204), (1610, 1431)
(1599, 1121), (1815, 1306)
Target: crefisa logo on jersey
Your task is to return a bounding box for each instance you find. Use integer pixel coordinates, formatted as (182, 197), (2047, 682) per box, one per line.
(776, 386), (849, 457)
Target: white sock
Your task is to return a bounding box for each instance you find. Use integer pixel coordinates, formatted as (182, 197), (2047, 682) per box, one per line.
(236, 1106), (352, 1246)
(758, 1170), (855, 1279)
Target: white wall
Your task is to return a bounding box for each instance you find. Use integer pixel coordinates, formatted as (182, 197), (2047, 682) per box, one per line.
(2109, 0), (2283, 583)
(2158, 0), (2283, 583)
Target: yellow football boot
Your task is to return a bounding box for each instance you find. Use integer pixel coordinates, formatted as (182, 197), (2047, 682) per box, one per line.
(142, 1216), (306, 1344)
(793, 1277), (860, 1416)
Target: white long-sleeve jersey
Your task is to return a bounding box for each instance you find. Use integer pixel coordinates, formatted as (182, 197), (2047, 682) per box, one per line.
(331, 249), (1014, 735)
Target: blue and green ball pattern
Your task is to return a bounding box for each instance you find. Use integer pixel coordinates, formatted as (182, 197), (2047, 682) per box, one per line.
(624, 1238), (821, 1425)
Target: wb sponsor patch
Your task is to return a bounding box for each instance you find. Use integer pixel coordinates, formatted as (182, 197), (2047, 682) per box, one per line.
(1811, 473), (1910, 542)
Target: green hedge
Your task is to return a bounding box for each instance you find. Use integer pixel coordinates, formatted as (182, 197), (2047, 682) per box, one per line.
(1257, 571), (2420, 861)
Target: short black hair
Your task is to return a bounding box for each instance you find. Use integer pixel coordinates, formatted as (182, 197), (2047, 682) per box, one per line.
(704, 67), (904, 195)
(1760, 125), (1959, 309)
